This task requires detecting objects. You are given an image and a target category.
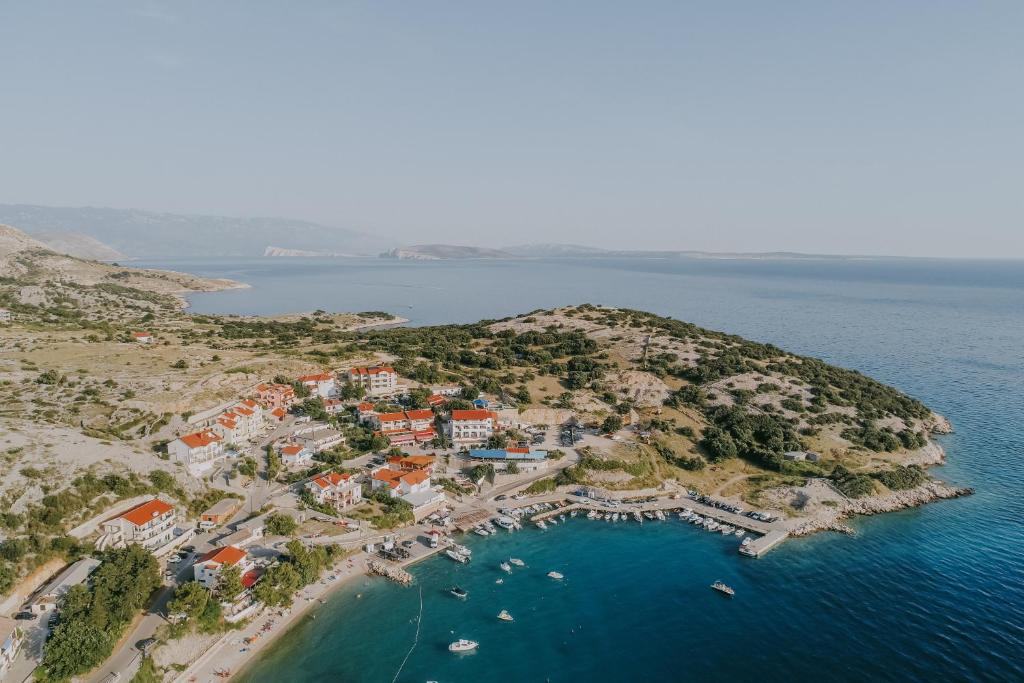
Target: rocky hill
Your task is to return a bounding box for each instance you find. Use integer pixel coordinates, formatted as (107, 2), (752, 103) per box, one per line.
(380, 244), (513, 260)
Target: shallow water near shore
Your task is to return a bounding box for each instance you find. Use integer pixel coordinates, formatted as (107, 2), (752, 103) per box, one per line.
(136, 256), (1024, 681)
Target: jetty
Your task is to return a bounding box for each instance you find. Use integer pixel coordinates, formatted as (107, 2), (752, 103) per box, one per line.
(739, 530), (789, 558)
(367, 560), (413, 585)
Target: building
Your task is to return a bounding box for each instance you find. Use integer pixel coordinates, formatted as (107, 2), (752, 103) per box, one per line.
(323, 398), (346, 414)
(426, 393), (447, 407)
(132, 331), (153, 343)
(213, 400), (264, 443)
(291, 423), (344, 453)
(369, 410), (436, 445)
(298, 372), (336, 398)
(371, 468), (446, 521)
(431, 384), (462, 397)
(96, 498), (178, 553)
(200, 498), (242, 530)
(305, 472), (362, 512)
(448, 409), (499, 445)
(279, 443), (313, 467)
(0, 616), (23, 679)
(387, 454), (437, 475)
(269, 406), (288, 422)
(167, 429), (225, 470)
(27, 558), (101, 614)
(256, 383), (297, 410)
(193, 545), (254, 590)
(347, 366), (398, 396)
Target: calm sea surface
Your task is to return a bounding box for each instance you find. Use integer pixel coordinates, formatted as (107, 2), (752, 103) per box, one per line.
(136, 256), (1024, 682)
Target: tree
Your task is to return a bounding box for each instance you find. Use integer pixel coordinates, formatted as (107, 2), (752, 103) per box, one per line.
(701, 427), (738, 462)
(339, 382), (365, 400)
(168, 581), (209, 621)
(171, 359), (188, 369)
(254, 562), (302, 607)
(505, 461), (520, 475)
(215, 564), (245, 602)
(265, 513), (298, 537)
(601, 414), (624, 433)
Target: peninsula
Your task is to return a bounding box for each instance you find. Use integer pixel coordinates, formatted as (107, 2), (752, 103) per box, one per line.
(0, 223), (968, 682)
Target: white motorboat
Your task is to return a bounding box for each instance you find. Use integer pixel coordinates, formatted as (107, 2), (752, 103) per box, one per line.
(734, 528), (745, 537)
(547, 571), (564, 580)
(449, 639), (479, 653)
(741, 537), (752, 547)
(473, 527), (489, 536)
(536, 520), (548, 530)
(452, 544), (471, 557)
(711, 581), (735, 597)
(446, 549), (469, 564)
(500, 562), (512, 573)
(495, 516), (516, 530)
(655, 510), (666, 521)
(509, 558), (525, 567)
(497, 610), (514, 622)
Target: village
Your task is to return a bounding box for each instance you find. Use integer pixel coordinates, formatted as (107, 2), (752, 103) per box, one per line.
(0, 358), (612, 682)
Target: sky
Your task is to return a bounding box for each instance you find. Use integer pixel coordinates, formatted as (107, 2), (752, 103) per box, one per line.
(1, 1), (1022, 257)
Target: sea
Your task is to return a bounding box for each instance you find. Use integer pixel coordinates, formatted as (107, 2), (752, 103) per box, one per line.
(135, 256), (1024, 682)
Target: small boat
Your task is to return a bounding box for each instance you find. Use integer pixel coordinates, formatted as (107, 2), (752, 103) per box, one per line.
(547, 571), (564, 580)
(655, 510), (666, 521)
(734, 529), (745, 537)
(473, 527), (489, 536)
(497, 610), (514, 622)
(449, 586), (468, 599)
(570, 510), (578, 517)
(633, 511), (642, 522)
(711, 581), (735, 597)
(741, 537), (752, 547)
(586, 511), (597, 520)
(643, 511), (655, 520)
(495, 578), (503, 584)
(549, 518), (558, 525)
(495, 516), (516, 530)
(452, 544), (472, 557)
(509, 558), (525, 567)
(446, 549), (469, 564)
(449, 639), (479, 653)
(720, 525), (734, 535)
(500, 562), (512, 573)
(559, 514), (567, 521)
(536, 520), (548, 530)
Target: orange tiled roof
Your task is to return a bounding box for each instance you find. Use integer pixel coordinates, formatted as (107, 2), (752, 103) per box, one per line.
(299, 373), (333, 383)
(350, 366), (396, 376)
(405, 409), (434, 421)
(281, 444), (304, 455)
(179, 430), (222, 448)
(451, 409), (496, 421)
(377, 412), (407, 422)
(199, 545), (247, 567)
(311, 472), (349, 489)
(121, 499), (173, 527)
(357, 402), (375, 412)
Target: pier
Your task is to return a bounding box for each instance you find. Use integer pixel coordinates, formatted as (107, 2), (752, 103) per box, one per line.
(513, 493), (788, 556)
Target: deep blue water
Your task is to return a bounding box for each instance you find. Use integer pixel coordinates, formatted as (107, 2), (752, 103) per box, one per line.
(136, 256), (1024, 682)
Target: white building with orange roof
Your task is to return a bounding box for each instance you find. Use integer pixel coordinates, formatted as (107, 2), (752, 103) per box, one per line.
(193, 545), (254, 590)
(298, 372), (336, 398)
(387, 454), (437, 475)
(256, 383), (297, 410)
(96, 498), (178, 553)
(168, 429), (224, 470)
(279, 443), (312, 468)
(370, 468), (446, 521)
(347, 365), (398, 396)
(132, 331), (153, 344)
(447, 409), (499, 445)
(305, 472), (362, 511)
(323, 398), (345, 415)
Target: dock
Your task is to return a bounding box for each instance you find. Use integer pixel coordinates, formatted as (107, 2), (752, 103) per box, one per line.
(516, 494), (788, 556)
(739, 530), (789, 558)
(453, 508), (492, 532)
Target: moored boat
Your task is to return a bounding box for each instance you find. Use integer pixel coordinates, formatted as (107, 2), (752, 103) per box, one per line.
(547, 571), (564, 580)
(449, 586), (468, 599)
(536, 520), (548, 530)
(446, 549), (469, 564)
(509, 558), (525, 567)
(449, 639), (479, 652)
(497, 610), (514, 622)
(500, 561), (512, 573)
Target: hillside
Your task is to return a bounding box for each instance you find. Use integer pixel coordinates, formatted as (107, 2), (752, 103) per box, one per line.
(380, 244), (513, 260)
(0, 224), (243, 322)
(0, 204), (392, 258)
(32, 231), (127, 260)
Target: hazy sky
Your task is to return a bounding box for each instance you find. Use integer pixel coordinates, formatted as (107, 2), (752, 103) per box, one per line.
(2, 1), (1022, 257)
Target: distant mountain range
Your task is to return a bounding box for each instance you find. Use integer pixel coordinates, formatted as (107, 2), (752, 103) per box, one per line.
(0, 204), (392, 259)
(379, 242), (861, 261)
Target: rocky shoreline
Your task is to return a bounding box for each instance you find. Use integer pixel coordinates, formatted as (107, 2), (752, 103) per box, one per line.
(789, 479), (974, 537)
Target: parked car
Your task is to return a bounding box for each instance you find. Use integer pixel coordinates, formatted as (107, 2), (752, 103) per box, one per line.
(14, 611), (35, 620)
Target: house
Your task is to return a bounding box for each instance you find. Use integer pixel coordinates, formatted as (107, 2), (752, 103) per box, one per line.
(426, 393), (447, 407)
(291, 423), (344, 453)
(401, 489), (448, 522)
(96, 498), (178, 554)
(431, 384), (462, 397)
(323, 398), (346, 414)
(132, 331), (153, 343)
(200, 498), (242, 530)
(217, 527), (260, 548)
(783, 451), (806, 462)
(214, 401), (264, 442)
(347, 366), (398, 396)
(369, 410), (436, 445)
(298, 372), (336, 398)
(305, 472), (362, 512)
(405, 409), (435, 432)
(0, 309), (11, 324)
(269, 407), (288, 422)
(279, 443), (313, 467)
(373, 411), (408, 432)
(168, 429), (225, 470)
(27, 558), (101, 614)
(387, 454), (437, 475)
(0, 616), (23, 679)
(223, 567), (263, 623)
(371, 468), (432, 497)
(256, 383), (297, 410)
(448, 409), (499, 445)
(193, 545), (254, 590)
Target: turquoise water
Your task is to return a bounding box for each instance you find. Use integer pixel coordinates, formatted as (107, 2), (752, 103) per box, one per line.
(137, 256), (1024, 681)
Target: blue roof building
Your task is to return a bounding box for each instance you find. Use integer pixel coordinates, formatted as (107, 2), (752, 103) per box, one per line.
(469, 448), (548, 461)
